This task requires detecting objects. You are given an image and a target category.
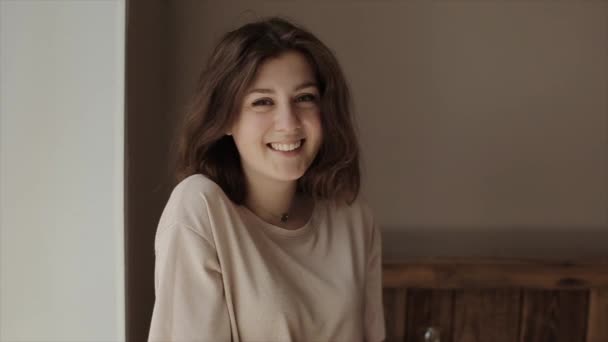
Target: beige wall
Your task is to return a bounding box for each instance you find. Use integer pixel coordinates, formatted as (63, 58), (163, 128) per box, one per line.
(166, 1), (607, 259)
(1, 1), (125, 340)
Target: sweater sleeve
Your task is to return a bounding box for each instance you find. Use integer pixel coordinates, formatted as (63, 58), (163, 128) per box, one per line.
(364, 220), (386, 342)
(148, 223), (231, 342)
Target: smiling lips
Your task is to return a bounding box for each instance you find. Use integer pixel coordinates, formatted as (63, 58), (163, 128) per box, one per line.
(268, 139), (303, 152)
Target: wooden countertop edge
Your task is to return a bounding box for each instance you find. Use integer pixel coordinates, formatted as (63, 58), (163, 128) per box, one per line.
(382, 256), (608, 265)
(381, 257), (608, 289)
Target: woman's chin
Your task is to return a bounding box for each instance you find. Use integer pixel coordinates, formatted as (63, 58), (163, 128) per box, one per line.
(269, 167), (309, 182)
(274, 172), (306, 183)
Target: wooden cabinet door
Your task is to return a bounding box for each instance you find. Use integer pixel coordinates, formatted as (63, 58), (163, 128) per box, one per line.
(383, 288), (592, 342)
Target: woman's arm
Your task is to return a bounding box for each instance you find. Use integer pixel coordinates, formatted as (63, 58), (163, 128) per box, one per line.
(148, 222), (231, 342)
(364, 221), (386, 342)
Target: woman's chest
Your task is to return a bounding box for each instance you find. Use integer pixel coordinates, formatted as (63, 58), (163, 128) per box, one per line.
(223, 231), (366, 341)
(232, 262), (364, 341)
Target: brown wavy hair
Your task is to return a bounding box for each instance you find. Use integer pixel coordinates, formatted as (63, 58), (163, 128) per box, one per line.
(173, 16), (360, 205)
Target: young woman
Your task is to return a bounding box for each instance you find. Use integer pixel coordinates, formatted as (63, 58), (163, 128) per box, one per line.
(148, 17), (385, 342)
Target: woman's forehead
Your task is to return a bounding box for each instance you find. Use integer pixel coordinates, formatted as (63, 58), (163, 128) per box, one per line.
(245, 51), (318, 93)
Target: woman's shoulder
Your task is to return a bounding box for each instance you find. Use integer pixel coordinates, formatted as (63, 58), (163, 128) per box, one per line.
(157, 174), (230, 237)
(173, 173), (224, 195)
(322, 195), (377, 239)
(326, 195), (375, 221)
(320, 196), (379, 254)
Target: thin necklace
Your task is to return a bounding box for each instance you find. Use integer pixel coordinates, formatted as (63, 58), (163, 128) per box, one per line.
(280, 213), (290, 223)
(249, 196), (299, 225)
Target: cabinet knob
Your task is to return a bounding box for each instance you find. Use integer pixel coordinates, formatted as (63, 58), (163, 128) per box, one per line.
(424, 327), (441, 342)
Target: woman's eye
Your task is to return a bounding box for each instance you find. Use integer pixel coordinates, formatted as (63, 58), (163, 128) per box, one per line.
(295, 94), (317, 103)
(252, 98), (273, 106)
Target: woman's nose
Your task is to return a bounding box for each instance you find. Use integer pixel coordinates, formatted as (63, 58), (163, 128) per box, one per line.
(275, 103), (301, 132)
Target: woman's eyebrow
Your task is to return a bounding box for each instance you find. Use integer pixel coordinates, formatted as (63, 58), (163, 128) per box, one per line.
(246, 81), (318, 95)
(294, 81), (318, 91)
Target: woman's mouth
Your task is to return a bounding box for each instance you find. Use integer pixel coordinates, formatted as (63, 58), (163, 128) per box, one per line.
(267, 139), (305, 153)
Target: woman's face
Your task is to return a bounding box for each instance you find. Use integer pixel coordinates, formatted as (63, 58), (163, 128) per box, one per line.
(230, 51), (323, 185)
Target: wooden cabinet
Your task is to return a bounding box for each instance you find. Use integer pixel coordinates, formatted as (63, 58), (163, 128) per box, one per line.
(382, 258), (608, 342)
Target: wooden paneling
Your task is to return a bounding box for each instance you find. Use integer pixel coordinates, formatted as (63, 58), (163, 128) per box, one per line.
(405, 289), (454, 342)
(383, 259), (608, 342)
(587, 289), (608, 342)
(383, 288), (407, 342)
(519, 290), (588, 342)
(452, 289), (521, 342)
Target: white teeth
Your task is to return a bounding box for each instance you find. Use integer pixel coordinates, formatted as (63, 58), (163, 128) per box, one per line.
(270, 140), (302, 152)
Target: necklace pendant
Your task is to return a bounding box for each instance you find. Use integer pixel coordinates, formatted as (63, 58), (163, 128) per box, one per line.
(280, 213), (289, 222)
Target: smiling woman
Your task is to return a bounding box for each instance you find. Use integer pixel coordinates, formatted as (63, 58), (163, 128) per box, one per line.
(148, 17), (385, 342)
(231, 51), (324, 227)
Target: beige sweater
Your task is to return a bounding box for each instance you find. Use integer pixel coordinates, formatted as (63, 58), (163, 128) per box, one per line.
(148, 174), (385, 342)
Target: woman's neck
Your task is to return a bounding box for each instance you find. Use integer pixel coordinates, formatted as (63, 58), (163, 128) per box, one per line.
(244, 173), (300, 227)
